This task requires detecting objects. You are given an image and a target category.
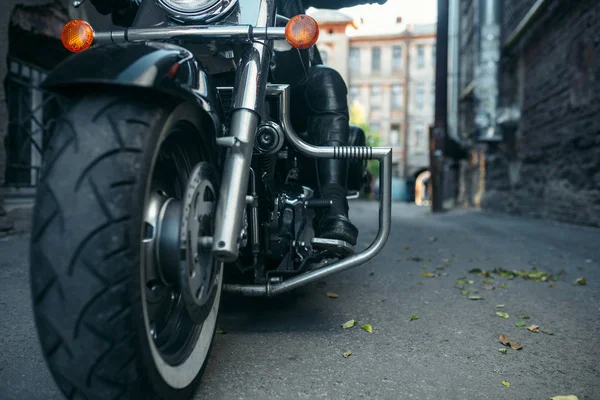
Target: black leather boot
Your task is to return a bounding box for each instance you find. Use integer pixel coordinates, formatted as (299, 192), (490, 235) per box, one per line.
(301, 65), (359, 246)
(315, 157), (359, 246)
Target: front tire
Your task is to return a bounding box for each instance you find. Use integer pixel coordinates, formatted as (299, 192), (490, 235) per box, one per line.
(30, 93), (220, 400)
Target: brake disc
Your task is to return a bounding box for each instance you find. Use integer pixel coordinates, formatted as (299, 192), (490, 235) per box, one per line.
(179, 162), (220, 324)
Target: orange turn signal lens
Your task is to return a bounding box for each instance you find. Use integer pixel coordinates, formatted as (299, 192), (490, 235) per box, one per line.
(285, 14), (319, 50)
(61, 20), (94, 53)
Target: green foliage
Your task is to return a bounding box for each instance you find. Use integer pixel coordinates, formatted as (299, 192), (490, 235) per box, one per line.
(349, 105), (380, 178)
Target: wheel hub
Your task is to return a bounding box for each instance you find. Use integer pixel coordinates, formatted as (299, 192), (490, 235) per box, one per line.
(147, 162), (220, 324)
(177, 162), (220, 324)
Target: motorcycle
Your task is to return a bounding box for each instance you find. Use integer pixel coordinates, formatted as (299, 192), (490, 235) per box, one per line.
(29, 0), (392, 398)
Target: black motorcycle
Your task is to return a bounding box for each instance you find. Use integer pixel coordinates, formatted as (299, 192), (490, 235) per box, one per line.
(29, 0), (391, 398)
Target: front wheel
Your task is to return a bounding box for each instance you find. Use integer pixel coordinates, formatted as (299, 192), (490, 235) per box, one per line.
(30, 93), (221, 400)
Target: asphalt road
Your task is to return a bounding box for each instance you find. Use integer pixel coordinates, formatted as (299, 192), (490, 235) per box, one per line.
(1, 201), (599, 400)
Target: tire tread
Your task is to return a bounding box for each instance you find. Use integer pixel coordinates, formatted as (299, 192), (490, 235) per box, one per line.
(31, 96), (158, 400)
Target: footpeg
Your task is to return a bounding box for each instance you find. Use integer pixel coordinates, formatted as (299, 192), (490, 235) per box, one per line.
(305, 199), (332, 209)
(310, 237), (354, 257)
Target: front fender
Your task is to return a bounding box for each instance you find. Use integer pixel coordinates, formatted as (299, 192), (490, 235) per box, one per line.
(42, 42), (223, 136)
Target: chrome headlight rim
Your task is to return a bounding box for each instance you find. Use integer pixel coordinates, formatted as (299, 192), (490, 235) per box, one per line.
(156, 0), (238, 23)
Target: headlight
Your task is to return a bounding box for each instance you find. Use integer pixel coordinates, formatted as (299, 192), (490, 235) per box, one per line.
(157, 0), (237, 22)
(158, 0), (219, 13)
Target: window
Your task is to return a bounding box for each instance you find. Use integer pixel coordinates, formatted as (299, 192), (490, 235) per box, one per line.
(371, 47), (381, 72)
(414, 126), (424, 149)
(415, 83), (425, 108)
(392, 46), (403, 70)
(392, 84), (403, 109)
(5, 58), (52, 187)
(390, 124), (400, 145)
(349, 86), (360, 105)
(370, 85), (382, 109)
(431, 44), (437, 67)
(417, 45), (425, 69)
(350, 47), (360, 73)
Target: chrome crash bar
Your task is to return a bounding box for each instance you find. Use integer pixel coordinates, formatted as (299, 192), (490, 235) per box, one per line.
(94, 25), (287, 45)
(223, 85), (392, 297)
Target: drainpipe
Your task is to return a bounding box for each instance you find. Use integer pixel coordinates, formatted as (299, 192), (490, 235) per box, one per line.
(447, 0), (460, 141)
(402, 29), (411, 179)
(474, 0), (502, 142)
(430, 0), (449, 212)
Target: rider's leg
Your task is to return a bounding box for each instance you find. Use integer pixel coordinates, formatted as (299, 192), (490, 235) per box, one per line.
(302, 65), (359, 245)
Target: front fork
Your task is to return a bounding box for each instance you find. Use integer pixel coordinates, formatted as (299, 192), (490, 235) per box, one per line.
(212, 40), (272, 261)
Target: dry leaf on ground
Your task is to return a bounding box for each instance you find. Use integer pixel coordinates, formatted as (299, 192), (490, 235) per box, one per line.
(498, 348), (507, 354)
(361, 324), (373, 333)
(515, 321), (527, 327)
(496, 312), (509, 319)
(469, 295), (484, 300)
(409, 315), (420, 321)
(517, 314), (530, 319)
(326, 292), (339, 298)
(499, 333), (522, 350)
(501, 380), (510, 388)
(456, 279), (474, 285)
(343, 350), (352, 358)
(550, 396), (579, 400)
(574, 278), (586, 286)
(422, 272), (437, 277)
(341, 320), (357, 329)
(496, 304), (505, 308)
(527, 325), (540, 333)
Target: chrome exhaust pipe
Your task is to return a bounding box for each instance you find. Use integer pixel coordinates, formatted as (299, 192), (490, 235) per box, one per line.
(223, 85), (392, 296)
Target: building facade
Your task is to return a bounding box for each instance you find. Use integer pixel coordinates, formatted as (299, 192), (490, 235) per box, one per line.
(310, 9), (437, 180)
(451, 0), (600, 227)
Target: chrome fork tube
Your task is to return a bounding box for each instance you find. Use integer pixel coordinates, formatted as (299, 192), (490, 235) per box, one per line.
(212, 0), (275, 261)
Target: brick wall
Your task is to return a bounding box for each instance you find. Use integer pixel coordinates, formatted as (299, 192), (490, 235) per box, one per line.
(478, 0), (600, 227)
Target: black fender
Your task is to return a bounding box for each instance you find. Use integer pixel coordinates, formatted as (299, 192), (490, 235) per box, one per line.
(41, 42), (223, 138)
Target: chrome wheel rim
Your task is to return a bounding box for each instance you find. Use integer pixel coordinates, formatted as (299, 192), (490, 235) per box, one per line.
(140, 121), (221, 387)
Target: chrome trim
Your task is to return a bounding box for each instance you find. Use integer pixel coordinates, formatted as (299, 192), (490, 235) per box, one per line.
(156, 0), (238, 23)
(232, 46), (263, 110)
(93, 25), (286, 45)
(212, 109), (260, 261)
(346, 191), (360, 200)
(223, 84), (393, 296)
(211, 0), (275, 261)
(255, 120), (285, 154)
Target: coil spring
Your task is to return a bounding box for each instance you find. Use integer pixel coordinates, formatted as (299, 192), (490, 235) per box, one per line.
(333, 146), (373, 160)
(260, 153), (276, 183)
